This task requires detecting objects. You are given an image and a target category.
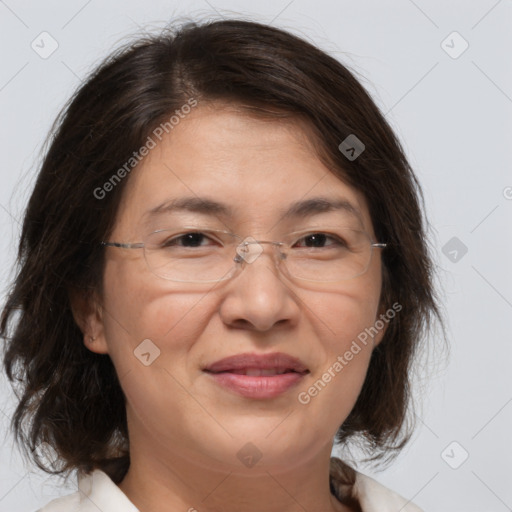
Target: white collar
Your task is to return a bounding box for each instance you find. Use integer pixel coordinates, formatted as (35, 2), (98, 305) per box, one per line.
(352, 472), (424, 511)
(39, 463), (423, 512)
(76, 468), (139, 511)
(329, 456), (424, 511)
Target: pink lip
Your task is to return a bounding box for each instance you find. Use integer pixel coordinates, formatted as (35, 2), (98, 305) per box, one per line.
(203, 352), (309, 399)
(206, 372), (306, 399)
(204, 352), (308, 373)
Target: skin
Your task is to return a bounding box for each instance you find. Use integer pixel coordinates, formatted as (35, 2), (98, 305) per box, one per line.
(75, 102), (388, 512)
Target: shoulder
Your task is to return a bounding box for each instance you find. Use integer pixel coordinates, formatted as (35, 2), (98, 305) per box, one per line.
(36, 490), (80, 512)
(36, 469), (139, 512)
(36, 494), (79, 512)
(329, 457), (424, 512)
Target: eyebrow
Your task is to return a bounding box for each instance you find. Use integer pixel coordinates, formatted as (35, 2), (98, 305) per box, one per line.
(145, 196), (363, 223)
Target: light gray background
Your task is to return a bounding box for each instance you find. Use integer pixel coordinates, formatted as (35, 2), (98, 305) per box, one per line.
(1, 1), (511, 511)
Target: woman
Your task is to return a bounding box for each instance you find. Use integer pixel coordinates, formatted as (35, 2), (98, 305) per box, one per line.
(1, 18), (443, 512)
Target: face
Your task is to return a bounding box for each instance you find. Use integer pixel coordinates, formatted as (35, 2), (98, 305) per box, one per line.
(82, 103), (388, 473)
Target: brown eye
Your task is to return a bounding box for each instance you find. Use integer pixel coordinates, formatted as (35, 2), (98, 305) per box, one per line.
(163, 232), (209, 248)
(293, 233), (346, 249)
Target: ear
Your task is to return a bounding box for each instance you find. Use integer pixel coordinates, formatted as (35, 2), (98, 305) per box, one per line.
(372, 303), (390, 348)
(68, 287), (109, 355)
(373, 266), (393, 348)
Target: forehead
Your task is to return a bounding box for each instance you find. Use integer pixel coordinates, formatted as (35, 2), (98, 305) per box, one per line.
(114, 104), (374, 235)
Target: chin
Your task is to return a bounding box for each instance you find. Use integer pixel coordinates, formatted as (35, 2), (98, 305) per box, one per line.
(193, 425), (327, 471)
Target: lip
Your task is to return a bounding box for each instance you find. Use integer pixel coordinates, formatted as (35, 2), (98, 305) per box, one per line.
(203, 352), (309, 399)
(204, 352), (309, 373)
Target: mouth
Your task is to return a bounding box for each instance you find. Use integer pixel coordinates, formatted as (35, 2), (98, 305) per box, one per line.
(203, 352), (309, 399)
(206, 368), (305, 376)
(203, 351), (309, 374)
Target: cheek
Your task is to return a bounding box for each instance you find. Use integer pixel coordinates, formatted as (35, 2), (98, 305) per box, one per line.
(100, 259), (213, 376)
(294, 283), (382, 426)
(99, 264), (218, 446)
(302, 276), (382, 355)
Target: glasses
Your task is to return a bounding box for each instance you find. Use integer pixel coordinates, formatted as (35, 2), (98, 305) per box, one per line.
(101, 225), (387, 284)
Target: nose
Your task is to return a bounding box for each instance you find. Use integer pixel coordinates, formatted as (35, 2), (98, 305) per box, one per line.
(218, 241), (300, 332)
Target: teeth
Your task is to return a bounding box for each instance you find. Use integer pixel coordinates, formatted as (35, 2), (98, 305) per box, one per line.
(230, 368), (291, 376)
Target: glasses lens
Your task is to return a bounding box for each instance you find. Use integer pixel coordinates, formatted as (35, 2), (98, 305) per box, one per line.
(144, 229), (238, 282)
(283, 228), (373, 282)
(142, 227), (375, 283)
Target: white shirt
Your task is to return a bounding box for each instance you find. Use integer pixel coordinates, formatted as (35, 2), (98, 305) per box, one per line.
(37, 464), (423, 512)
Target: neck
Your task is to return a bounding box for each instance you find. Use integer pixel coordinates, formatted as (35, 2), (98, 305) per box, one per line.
(118, 438), (354, 512)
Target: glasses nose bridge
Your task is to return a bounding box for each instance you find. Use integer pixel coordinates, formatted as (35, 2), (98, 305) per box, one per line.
(233, 237), (286, 267)
(248, 239), (284, 250)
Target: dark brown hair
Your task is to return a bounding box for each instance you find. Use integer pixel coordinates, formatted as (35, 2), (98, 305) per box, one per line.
(1, 18), (444, 486)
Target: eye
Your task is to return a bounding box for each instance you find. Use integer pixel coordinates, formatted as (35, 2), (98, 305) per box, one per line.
(160, 231), (217, 248)
(293, 233), (348, 249)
